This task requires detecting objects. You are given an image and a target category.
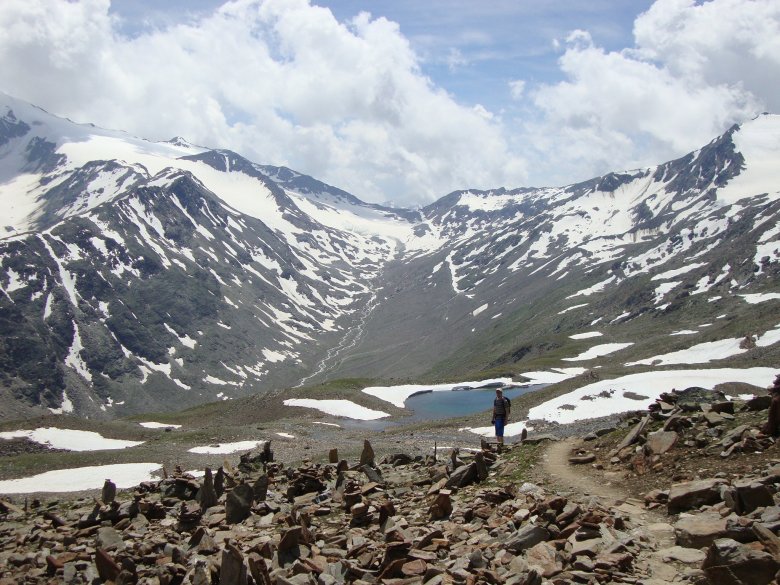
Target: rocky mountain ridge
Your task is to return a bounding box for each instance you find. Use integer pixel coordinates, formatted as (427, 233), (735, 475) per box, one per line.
(0, 93), (778, 419)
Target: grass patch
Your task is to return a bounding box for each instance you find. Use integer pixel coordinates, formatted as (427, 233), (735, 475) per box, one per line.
(490, 442), (545, 485)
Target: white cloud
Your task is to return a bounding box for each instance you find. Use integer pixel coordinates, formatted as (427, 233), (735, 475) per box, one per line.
(0, 0), (777, 203)
(508, 79), (525, 99)
(0, 0), (526, 205)
(521, 0), (777, 186)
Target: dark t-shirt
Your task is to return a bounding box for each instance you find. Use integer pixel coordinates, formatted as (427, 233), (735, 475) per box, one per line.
(494, 397), (509, 418)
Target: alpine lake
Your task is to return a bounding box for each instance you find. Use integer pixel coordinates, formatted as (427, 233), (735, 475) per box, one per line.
(341, 383), (546, 430)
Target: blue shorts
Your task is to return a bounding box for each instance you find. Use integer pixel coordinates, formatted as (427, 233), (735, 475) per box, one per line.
(494, 416), (505, 437)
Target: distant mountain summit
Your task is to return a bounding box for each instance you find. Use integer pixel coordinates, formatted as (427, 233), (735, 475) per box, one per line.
(0, 94), (778, 420)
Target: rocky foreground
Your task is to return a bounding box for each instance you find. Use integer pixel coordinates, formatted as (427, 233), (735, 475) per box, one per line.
(2, 388), (780, 585)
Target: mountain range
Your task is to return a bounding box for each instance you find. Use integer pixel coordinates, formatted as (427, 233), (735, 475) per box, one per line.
(1, 94), (778, 421)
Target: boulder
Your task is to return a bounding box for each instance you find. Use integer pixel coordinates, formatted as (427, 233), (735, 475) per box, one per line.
(95, 527), (125, 552)
(711, 401), (735, 414)
(703, 411), (726, 427)
(429, 490), (452, 520)
(645, 430), (678, 455)
(525, 541), (562, 578)
(734, 481), (774, 514)
(445, 462), (478, 489)
(675, 514), (728, 548)
(221, 542), (248, 585)
(568, 536), (603, 558)
(668, 478), (726, 513)
(745, 395), (772, 411)
(659, 546), (706, 564)
(702, 538), (779, 585)
(225, 483), (254, 524)
(505, 525), (551, 553)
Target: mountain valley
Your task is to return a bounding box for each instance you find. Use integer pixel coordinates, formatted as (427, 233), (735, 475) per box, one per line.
(0, 94), (778, 421)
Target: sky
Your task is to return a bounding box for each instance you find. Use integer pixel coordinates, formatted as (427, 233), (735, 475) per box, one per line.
(0, 0), (778, 206)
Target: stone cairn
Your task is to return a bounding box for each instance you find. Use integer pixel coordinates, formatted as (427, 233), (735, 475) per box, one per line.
(0, 437), (665, 585)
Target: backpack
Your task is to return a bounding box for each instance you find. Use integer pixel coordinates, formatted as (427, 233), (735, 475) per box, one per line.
(504, 397), (511, 411)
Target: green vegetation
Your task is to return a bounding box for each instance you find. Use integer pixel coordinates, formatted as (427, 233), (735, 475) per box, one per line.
(490, 442), (545, 485)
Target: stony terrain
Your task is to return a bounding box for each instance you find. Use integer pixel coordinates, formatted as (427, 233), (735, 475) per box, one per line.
(1, 388), (780, 584)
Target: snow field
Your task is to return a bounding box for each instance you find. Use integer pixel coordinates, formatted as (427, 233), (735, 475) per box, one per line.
(0, 428), (143, 451)
(0, 463), (162, 494)
(188, 440), (267, 454)
(138, 422), (182, 429)
(562, 343), (634, 362)
(284, 399), (390, 420)
(528, 368), (775, 426)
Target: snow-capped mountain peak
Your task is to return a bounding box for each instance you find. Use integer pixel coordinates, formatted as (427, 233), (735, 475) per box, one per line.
(0, 94), (778, 420)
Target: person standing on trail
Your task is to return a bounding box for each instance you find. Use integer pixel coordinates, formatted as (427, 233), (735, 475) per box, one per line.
(491, 388), (511, 446)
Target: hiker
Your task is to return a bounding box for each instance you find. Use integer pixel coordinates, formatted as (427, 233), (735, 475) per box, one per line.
(763, 374), (780, 438)
(491, 388), (511, 446)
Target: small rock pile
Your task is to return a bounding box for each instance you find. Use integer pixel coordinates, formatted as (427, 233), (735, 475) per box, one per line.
(0, 439), (661, 585)
(577, 385), (780, 585)
(602, 387), (776, 473)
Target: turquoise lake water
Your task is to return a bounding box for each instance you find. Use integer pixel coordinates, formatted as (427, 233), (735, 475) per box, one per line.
(403, 384), (545, 421)
(340, 384), (545, 430)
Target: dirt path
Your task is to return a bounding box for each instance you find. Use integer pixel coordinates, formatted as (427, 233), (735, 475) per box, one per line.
(539, 438), (686, 584)
(541, 437), (625, 503)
